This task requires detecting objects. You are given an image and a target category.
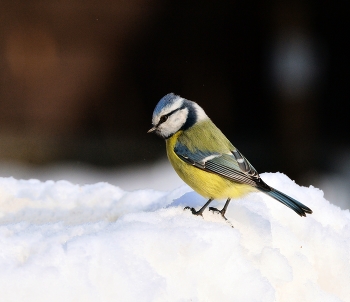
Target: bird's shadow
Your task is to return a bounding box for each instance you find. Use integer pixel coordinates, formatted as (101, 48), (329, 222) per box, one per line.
(166, 191), (208, 209)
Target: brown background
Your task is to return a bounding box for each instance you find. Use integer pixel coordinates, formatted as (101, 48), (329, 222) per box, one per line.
(0, 0), (349, 185)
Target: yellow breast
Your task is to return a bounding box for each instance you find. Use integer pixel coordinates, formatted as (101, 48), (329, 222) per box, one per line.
(166, 131), (255, 200)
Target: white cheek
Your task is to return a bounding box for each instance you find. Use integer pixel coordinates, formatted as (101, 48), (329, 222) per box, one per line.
(159, 108), (188, 137)
(170, 108), (188, 128)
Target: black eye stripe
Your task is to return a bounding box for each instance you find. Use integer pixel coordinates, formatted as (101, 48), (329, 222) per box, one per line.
(157, 106), (185, 126)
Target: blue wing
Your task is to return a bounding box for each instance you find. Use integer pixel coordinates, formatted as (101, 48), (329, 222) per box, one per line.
(174, 141), (261, 187)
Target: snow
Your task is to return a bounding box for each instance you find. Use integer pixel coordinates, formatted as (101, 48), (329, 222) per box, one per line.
(0, 171), (350, 302)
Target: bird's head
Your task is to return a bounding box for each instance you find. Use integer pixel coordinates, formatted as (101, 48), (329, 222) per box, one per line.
(148, 93), (208, 139)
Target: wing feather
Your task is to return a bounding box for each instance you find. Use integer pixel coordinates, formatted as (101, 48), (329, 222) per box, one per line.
(174, 142), (261, 187)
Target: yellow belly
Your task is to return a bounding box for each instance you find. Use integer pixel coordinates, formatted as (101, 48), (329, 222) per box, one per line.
(166, 132), (255, 200)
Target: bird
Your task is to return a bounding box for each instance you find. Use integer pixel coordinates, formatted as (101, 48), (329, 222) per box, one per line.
(148, 93), (312, 222)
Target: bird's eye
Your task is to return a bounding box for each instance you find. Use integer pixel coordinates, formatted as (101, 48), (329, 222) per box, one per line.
(159, 115), (168, 123)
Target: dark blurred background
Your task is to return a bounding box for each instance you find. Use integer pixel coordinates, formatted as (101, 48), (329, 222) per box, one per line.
(0, 1), (349, 204)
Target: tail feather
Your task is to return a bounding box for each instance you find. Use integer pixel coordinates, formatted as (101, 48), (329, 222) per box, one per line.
(259, 187), (313, 217)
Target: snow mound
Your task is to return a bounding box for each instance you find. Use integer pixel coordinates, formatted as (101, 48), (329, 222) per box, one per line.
(0, 173), (349, 301)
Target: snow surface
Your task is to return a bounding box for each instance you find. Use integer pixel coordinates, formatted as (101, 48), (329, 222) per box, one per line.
(1, 172), (349, 302)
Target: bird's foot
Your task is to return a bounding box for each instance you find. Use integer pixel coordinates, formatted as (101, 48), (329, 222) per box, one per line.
(184, 206), (203, 216)
(209, 207), (234, 228)
(209, 207), (227, 220)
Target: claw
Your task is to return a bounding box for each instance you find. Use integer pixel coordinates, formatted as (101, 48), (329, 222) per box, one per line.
(209, 207), (234, 228)
(209, 207), (221, 214)
(184, 206), (203, 216)
(184, 199), (213, 217)
(184, 200), (234, 227)
(209, 207), (227, 220)
(185, 206), (233, 227)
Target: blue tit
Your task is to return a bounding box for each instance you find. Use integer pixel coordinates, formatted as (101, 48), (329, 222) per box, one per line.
(148, 93), (312, 221)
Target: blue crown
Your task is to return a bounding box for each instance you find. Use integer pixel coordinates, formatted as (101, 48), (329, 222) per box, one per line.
(153, 93), (179, 117)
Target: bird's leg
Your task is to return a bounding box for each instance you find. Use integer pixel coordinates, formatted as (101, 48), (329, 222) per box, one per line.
(209, 198), (231, 220)
(184, 199), (213, 216)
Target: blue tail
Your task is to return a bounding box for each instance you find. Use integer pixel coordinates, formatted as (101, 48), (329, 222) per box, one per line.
(258, 187), (313, 217)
